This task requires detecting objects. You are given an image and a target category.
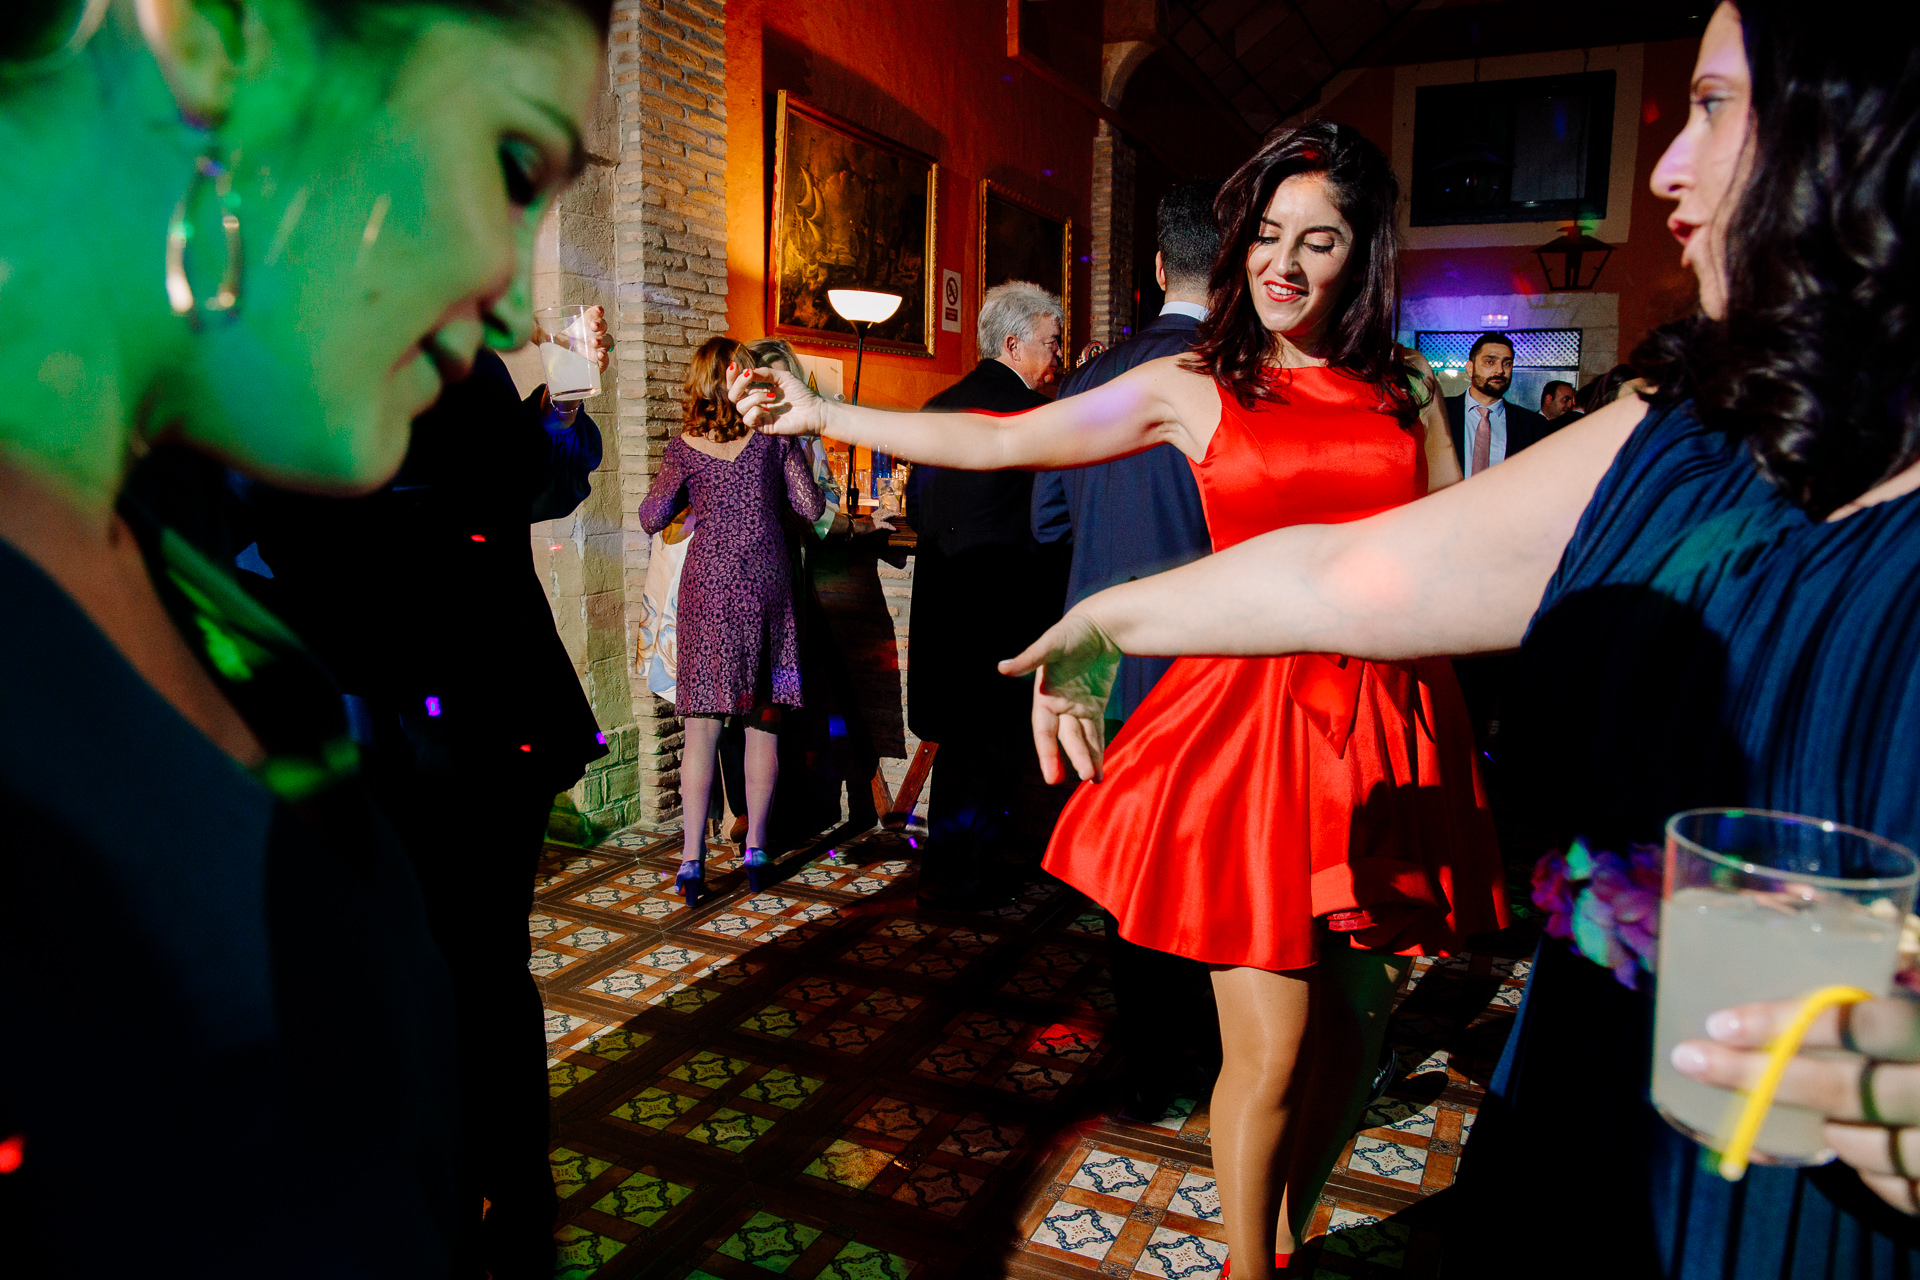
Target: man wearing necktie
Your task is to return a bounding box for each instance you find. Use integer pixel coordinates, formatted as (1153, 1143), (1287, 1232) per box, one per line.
(1443, 332), (1558, 478)
(1442, 332), (1563, 789)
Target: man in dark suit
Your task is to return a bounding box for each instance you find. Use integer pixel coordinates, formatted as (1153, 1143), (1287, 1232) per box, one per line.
(1443, 332), (1565, 767)
(907, 281), (1068, 910)
(1444, 331), (1560, 478)
(246, 324), (609, 1280)
(1540, 378), (1582, 425)
(1031, 180), (1221, 1119)
(1032, 180), (1218, 731)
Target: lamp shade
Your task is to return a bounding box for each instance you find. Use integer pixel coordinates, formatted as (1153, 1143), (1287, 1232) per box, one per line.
(827, 289), (904, 324)
(1534, 228), (1614, 292)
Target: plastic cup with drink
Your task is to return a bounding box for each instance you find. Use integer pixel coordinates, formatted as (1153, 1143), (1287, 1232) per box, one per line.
(536, 304), (602, 402)
(1653, 808), (1918, 1175)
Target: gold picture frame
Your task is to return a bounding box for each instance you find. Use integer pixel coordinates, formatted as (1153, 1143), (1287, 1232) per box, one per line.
(768, 92), (938, 357)
(978, 179), (1072, 353)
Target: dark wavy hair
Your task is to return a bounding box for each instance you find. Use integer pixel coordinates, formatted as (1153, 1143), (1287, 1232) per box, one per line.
(1187, 120), (1413, 421)
(1634, 0), (1920, 518)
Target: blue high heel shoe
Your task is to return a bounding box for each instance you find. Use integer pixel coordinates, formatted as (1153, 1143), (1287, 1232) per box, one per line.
(744, 847), (773, 893)
(675, 858), (708, 908)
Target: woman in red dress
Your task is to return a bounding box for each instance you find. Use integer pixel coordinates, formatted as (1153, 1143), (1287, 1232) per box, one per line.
(729, 122), (1507, 1275)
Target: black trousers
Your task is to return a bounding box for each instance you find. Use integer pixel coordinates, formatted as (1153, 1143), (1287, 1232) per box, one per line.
(380, 771), (558, 1280)
(922, 735), (1022, 892)
(1104, 911), (1216, 1108)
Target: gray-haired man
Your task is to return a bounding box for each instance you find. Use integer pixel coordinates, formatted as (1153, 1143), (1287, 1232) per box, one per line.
(905, 281), (1069, 909)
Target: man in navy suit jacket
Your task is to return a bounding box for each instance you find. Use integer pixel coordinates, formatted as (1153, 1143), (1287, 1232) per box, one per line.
(1031, 181), (1219, 730)
(1031, 181), (1220, 1120)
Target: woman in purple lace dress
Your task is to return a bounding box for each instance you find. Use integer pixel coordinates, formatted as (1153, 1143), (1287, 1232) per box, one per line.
(640, 337), (824, 903)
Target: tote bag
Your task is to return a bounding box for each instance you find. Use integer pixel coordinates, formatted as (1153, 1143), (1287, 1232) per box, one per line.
(636, 507), (695, 701)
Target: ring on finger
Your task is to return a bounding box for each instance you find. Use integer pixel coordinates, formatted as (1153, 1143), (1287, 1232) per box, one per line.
(1839, 1002), (1866, 1055)
(1861, 1058), (1890, 1125)
(1890, 1126), (1916, 1182)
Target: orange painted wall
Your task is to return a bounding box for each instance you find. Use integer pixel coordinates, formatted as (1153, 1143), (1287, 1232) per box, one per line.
(726, 0), (1102, 410)
(1314, 38), (1702, 361)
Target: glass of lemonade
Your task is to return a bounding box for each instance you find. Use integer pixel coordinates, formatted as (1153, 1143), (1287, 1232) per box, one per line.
(1653, 808), (1917, 1164)
(535, 304), (601, 402)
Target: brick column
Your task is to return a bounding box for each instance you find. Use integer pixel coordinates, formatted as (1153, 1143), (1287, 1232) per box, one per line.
(1089, 119), (1137, 349)
(522, 41), (639, 839)
(609, 0), (728, 827)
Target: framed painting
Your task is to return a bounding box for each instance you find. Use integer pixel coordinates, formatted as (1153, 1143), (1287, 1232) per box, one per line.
(978, 180), (1072, 348)
(768, 92), (938, 357)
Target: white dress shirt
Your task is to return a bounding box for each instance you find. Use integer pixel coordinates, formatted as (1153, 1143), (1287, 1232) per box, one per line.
(1159, 299), (1209, 322)
(1462, 393), (1509, 479)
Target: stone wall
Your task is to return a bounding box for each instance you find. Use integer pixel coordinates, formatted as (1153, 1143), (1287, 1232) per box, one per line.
(517, 50), (638, 838)
(611, 0), (731, 828)
(510, 0), (732, 837)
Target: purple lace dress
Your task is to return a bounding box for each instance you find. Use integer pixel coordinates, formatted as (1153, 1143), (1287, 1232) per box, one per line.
(638, 432), (824, 715)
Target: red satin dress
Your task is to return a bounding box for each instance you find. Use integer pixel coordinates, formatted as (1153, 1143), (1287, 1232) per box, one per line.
(1041, 368), (1509, 971)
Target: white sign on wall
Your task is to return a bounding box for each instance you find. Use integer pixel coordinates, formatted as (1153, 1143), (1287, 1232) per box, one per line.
(796, 353), (845, 403)
(940, 268), (963, 334)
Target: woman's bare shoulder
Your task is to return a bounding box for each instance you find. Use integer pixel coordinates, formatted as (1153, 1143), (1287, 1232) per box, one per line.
(1122, 352), (1217, 404)
(1105, 353), (1223, 456)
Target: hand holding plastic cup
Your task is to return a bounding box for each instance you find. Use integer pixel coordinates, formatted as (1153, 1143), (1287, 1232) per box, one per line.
(1652, 808), (1918, 1170)
(536, 304), (604, 402)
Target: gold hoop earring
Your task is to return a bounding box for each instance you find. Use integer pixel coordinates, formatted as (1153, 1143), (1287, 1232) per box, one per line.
(167, 147), (244, 321)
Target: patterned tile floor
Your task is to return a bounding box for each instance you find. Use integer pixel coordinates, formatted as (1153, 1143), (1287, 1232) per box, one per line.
(534, 827), (1532, 1279)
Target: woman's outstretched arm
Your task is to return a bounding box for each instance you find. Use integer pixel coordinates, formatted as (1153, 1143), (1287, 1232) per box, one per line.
(1001, 396), (1648, 783)
(726, 355), (1216, 471)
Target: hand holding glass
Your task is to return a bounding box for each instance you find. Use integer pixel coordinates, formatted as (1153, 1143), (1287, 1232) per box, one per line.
(1653, 808), (1918, 1164)
(536, 304), (604, 402)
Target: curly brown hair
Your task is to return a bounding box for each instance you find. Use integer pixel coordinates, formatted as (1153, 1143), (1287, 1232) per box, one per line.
(682, 336), (752, 442)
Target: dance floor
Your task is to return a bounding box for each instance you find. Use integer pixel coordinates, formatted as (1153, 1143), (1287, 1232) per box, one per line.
(533, 826), (1532, 1279)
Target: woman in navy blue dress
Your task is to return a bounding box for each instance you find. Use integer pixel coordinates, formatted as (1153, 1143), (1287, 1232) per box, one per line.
(993, 1), (1920, 1271)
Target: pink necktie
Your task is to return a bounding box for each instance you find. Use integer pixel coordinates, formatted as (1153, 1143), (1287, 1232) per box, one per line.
(1471, 405), (1492, 476)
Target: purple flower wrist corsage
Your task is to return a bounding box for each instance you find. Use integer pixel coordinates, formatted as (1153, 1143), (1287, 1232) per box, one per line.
(1531, 838), (1662, 992)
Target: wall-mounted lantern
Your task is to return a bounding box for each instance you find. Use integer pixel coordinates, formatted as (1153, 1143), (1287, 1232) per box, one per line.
(1534, 225), (1614, 292)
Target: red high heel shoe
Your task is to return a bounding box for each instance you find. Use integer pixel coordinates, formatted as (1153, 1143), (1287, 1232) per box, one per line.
(1221, 1254), (1292, 1277)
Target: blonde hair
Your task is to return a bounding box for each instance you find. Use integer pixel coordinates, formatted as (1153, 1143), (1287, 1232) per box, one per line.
(743, 337), (804, 374)
(681, 336), (751, 442)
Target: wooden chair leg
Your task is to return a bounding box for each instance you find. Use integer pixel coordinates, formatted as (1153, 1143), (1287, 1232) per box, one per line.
(883, 741), (938, 830)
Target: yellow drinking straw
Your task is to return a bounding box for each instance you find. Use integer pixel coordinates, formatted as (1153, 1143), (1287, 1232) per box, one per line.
(1717, 984), (1873, 1181)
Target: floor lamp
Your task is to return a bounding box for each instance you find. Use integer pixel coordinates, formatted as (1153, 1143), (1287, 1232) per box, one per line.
(826, 288), (903, 405)
(826, 289), (905, 511)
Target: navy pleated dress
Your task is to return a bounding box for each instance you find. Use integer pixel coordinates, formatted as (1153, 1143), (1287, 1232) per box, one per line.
(1457, 400), (1920, 1275)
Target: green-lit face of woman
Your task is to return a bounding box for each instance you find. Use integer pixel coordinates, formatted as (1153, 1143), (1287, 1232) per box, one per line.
(159, 4), (600, 492)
